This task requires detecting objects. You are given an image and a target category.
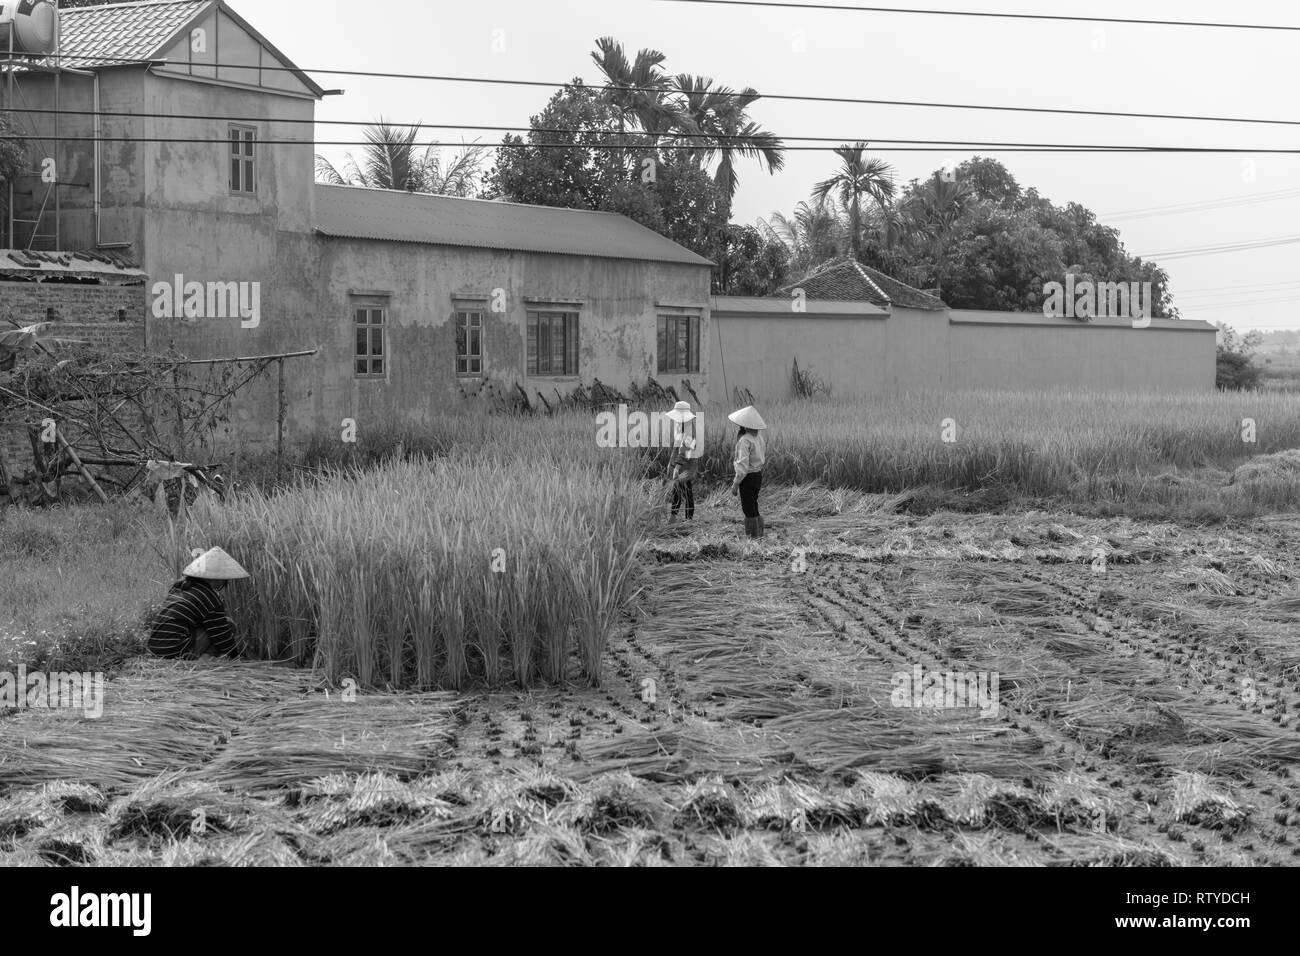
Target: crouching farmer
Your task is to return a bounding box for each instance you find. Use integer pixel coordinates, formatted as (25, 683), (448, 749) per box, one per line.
(148, 547), (249, 659)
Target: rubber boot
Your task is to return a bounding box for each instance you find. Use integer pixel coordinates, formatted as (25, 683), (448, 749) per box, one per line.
(755, 515), (764, 538)
(744, 517), (758, 538)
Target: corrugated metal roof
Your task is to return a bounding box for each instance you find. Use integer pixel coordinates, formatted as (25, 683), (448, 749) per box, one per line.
(58, 0), (209, 69)
(314, 184), (714, 267)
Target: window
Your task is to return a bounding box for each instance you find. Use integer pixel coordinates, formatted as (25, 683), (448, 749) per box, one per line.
(527, 310), (579, 376)
(354, 306), (386, 377)
(455, 309), (483, 375)
(657, 313), (700, 374)
(230, 125), (256, 194)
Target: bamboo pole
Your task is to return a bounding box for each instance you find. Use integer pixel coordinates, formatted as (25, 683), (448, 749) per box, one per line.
(276, 356), (286, 482)
(56, 430), (109, 504)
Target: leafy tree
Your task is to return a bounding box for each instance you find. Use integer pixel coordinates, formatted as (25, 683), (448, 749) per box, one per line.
(0, 115), (26, 194)
(315, 120), (487, 197)
(485, 80), (622, 209)
(1215, 323), (1264, 391)
(714, 224), (789, 295)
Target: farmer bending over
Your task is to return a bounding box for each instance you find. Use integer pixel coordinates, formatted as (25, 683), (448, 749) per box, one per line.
(148, 547), (249, 659)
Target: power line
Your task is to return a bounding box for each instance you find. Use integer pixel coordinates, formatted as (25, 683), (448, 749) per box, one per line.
(3, 107), (1297, 153)
(1177, 279), (1300, 298)
(655, 0), (1300, 32)
(7, 134), (1297, 153)
(1102, 187), (1300, 220)
(22, 54), (1300, 127)
(1139, 234), (1300, 260)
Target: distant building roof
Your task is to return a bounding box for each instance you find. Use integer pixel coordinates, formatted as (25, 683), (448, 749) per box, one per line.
(780, 257), (947, 311)
(56, 0), (325, 97)
(314, 184), (715, 268)
(0, 249), (146, 282)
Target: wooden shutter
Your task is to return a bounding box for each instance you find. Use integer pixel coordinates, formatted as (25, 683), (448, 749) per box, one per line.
(688, 314), (699, 372)
(526, 312), (538, 375)
(657, 315), (666, 374)
(566, 313), (578, 375)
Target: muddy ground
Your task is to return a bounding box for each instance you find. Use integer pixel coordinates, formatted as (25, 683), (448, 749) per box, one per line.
(3, 488), (1299, 865)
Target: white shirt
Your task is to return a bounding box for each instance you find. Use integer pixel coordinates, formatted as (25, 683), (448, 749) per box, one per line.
(733, 432), (766, 481)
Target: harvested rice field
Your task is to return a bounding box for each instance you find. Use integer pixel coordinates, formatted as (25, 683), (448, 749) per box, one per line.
(3, 485), (1298, 866)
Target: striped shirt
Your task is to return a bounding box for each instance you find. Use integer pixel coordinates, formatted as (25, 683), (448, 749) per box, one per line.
(147, 579), (241, 659)
(733, 432), (766, 481)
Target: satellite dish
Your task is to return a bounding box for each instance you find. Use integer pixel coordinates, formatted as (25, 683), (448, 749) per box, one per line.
(0, 0), (60, 56)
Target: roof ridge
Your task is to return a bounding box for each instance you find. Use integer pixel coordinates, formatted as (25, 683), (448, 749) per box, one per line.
(851, 260), (891, 304)
(62, 0), (206, 13)
(316, 182), (642, 219)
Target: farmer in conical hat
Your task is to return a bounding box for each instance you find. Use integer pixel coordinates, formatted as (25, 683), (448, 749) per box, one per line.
(728, 406), (767, 538)
(665, 400), (699, 522)
(147, 547), (249, 659)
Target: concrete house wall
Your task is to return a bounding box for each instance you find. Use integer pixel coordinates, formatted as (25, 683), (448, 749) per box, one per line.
(275, 239), (710, 439)
(711, 297), (889, 400)
(711, 300), (1217, 402)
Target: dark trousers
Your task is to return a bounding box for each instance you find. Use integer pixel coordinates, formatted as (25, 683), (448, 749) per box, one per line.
(671, 480), (695, 519)
(739, 472), (762, 518)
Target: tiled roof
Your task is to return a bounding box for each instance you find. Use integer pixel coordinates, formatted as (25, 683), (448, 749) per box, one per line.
(780, 257), (948, 311)
(58, 0), (209, 69)
(314, 185), (715, 267)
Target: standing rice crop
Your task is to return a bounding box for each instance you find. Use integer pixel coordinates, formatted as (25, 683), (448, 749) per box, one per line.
(179, 418), (653, 689)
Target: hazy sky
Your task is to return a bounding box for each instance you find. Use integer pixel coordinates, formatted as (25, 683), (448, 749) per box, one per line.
(250, 0), (1299, 331)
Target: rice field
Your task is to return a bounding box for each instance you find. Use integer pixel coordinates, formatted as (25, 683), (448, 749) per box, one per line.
(4, 390), (1300, 866)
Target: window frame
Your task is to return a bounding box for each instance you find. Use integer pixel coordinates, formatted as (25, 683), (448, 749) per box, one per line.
(526, 309), (579, 377)
(657, 312), (700, 375)
(454, 307), (484, 377)
(353, 303), (388, 379)
(229, 124), (257, 195)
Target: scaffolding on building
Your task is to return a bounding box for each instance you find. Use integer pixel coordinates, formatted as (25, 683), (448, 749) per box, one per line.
(1, 14), (91, 251)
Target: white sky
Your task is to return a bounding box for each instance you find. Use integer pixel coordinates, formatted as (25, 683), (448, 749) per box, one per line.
(252, 0), (1300, 332)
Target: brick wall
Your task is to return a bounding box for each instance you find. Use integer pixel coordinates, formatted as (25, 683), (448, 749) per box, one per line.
(0, 279), (147, 488)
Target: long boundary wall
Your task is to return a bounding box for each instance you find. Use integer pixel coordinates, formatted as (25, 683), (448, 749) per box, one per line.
(709, 298), (1217, 402)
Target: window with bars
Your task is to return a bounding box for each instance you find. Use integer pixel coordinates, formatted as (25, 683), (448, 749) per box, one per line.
(455, 309), (483, 375)
(230, 125), (256, 194)
(354, 306), (386, 377)
(657, 314), (700, 374)
(526, 310), (579, 376)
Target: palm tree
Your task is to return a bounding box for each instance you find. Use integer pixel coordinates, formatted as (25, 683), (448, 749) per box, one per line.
(589, 38), (679, 171)
(812, 143), (896, 260)
(760, 197), (847, 277)
(314, 120), (488, 197)
(908, 172), (976, 242)
(671, 74), (784, 216)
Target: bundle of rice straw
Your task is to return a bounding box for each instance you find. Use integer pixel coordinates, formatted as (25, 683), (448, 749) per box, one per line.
(192, 693), (459, 793)
(1169, 772), (1250, 832)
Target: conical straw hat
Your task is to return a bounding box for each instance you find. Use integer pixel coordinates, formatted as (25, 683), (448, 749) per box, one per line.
(183, 547), (250, 580)
(727, 405), (766, 430)
(665, 400), (695, 423)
